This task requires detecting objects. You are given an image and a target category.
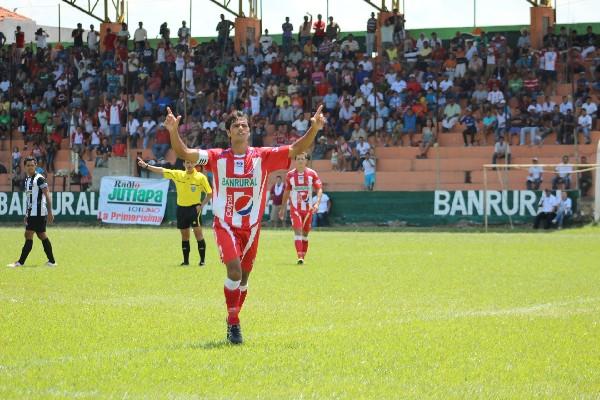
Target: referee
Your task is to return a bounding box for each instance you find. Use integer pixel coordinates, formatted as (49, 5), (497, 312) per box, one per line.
(137, 157), (212, 266)
(7, 157), (57, 267)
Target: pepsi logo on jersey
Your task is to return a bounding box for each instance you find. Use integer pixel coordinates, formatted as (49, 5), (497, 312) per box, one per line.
(234, 195), (253, 216)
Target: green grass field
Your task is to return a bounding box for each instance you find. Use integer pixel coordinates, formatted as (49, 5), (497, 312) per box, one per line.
(1, 226), (600, 399)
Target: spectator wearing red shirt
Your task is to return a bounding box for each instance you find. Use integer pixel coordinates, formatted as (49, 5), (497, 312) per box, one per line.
(152, 123), (170, 159)
(103, 28), (117, 55)
(406, 74), (422, 95)
(14, 26), (25, 62)
(26, 117), (43, 147)
(112, 137), (127, 157)
(312, 14), (326, 47)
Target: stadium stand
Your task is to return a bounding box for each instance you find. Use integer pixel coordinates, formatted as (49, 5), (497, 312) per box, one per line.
(0, 14), (598, 194)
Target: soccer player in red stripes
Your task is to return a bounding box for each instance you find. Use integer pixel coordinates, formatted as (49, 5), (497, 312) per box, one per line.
(279, 152), (323, 264)
(165, 106), (325, 344)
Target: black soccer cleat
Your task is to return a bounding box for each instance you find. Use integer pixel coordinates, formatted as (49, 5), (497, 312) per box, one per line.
(198, 261), (205, 267)
(227, 323), (243, 345)
(297, 258), (304, 265)
(180, 262), (189, 266)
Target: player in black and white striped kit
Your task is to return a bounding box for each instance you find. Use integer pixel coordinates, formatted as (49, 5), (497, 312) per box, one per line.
(7, 157), (57, 268)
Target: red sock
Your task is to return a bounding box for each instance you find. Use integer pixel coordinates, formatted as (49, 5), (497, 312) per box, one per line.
(224, 286), (241, 325)
(302, 239), (309, 255)
(239, 287), (248, 311)
(294, 237), (303, 258)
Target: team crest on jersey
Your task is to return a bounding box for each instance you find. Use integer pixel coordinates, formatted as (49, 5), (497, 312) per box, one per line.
(190, 185), (197, 192)
(234, 195), (253, 216)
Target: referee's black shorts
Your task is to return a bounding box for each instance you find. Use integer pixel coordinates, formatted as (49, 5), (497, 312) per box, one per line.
(25, 216), (47, 233)
(176, 205), (201, 229)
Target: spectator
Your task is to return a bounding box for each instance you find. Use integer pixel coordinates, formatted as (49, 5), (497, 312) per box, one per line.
(559, 108), (576, 144)
(87, 24), (99, 51)
(441, 97), (461, 132)
(402, 108), (417, 146)
(526, 157), (543, 190)
(117, 22), (130, 46)
(72, 23), (84, 48)
(460, 109), (477, 147)
(134, 22), (147, 50)
(491, 136), (511, 167)
(269, 176), (285, 228)
(366, 12), (377, 56)
(107, 98), (124, 144)
(112, 137), (127, 157)
(552, 155), (573, 190)
(312, 190), (331, 227)
(95, 138), (112, 168)
(552, 191), (572, 229)
(11, 147), (21, 171)
(216, 14), (234, 50)
(312, 14), (326, 47)
(362, 151), (376, 191)
(281, 17), (294, 54)
(326, 16), (340, 41)
(152, 123), (171, 159)
(417, 118), (436, 159)
(575, 109), (592, 144)
(259, 29), (273, 54)
(14, 26), (25, 62)
(533, 188), (558, 230)
(299, 14), (313, 47)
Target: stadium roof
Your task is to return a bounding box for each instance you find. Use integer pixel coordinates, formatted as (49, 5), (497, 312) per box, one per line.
(0, 7), (32, 21)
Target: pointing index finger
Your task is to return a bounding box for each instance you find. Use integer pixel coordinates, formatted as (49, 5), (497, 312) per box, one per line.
(315, 104), (323, 116)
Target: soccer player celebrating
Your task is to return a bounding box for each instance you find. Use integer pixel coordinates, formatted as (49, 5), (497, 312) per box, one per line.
(164, 105), (326, 344)
(7, 157), (56, 268)
(137, 158), (212, 266)
(278, 152), (323, 264)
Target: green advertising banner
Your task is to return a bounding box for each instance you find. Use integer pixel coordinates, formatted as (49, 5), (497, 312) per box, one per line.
(0, 190), (578, 226)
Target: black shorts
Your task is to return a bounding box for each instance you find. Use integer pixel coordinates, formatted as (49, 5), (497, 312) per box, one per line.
(26, 216), (47, 233)
(176, 205), (201, 229)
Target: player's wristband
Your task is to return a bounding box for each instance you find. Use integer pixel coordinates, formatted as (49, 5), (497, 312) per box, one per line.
(196, 149), (208, 166)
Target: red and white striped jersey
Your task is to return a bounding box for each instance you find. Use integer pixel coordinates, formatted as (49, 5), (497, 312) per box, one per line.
(285, 168), (322, 212)
(201, 146), (291, 229)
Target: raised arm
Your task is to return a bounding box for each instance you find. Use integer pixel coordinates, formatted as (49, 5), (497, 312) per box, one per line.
(137, 157), (165, 174)
(289, 105), (326, 158)
(164, 107), (201, 163)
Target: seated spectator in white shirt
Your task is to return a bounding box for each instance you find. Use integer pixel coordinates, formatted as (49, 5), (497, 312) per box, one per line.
(559, 96), (573, 115)
(553, 191), (572, 229)
(575, 109), (593, 144)
(581, 97), (597, 119)
(291, 113), (309, 134)
(362, 151), (376, 191)
(441, 98), (461, 132)
(526, 157), (543, 190)
(552, 155), (573, 190)
(533, 188), (558, 229)
(492, 136), (511, 166)
(311, 191), (331, 227)
(487, 84), (505, 105)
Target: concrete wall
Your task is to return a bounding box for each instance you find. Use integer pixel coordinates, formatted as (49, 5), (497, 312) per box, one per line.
(0, 18), (74, 44)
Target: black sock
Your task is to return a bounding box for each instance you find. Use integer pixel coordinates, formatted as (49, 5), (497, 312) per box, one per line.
(182, 241), (190, 264)
(198, 239), (206, 263)
(18, 239), (33, 265)
(42, 238), (55, 263)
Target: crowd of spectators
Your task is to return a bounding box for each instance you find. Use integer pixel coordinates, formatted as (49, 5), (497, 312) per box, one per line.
(0, 12), (598, 193)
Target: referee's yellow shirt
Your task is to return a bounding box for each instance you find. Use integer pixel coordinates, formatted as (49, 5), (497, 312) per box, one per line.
(163, 169), (212, 207)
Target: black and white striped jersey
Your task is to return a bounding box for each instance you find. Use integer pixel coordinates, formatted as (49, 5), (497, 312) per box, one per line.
(25, 173), (49, 217)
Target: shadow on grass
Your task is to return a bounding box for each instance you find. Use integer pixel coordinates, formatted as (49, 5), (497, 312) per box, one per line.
(170, 340), (232, 351)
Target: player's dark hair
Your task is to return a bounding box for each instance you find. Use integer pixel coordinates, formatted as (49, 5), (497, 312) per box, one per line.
(23, 156), (37, 166)
(225, 111), (249, 131)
